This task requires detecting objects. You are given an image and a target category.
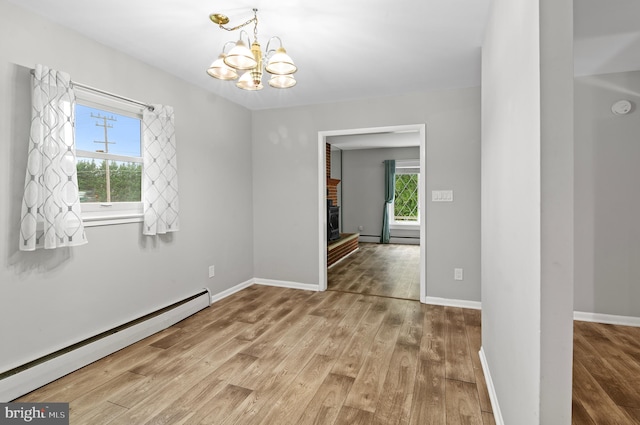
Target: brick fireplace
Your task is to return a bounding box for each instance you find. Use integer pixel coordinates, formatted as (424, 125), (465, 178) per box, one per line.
(326, 143), (359, 267)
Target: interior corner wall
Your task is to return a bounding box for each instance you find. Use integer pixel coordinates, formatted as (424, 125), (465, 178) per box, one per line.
(0, 0), (253, 375)
(251, 88), (481, 302)
(574, 70), (640, 317)
(481, 0), (573, 423)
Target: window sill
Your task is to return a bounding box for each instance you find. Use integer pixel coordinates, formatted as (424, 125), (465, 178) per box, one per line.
(83, 213), (143, 227)
(81, 202), (143, 227)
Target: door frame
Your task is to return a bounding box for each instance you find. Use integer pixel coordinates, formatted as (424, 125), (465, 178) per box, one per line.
(317, 124), (427, 303)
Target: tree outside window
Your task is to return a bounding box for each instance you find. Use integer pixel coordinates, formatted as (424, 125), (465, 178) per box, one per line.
(394, 173), (419, 222)
(75, 103), (142, 204)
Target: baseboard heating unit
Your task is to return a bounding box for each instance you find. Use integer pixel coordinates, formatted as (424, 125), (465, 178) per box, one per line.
(0, 289), (211, 402)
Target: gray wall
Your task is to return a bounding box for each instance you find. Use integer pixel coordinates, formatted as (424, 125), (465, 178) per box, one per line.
(574, 70), (640, 317)
(0, 0), (253, 373)
(481, 0), (574, 423)
(340, 147), (420, 243)
(252, 88), (481, 302)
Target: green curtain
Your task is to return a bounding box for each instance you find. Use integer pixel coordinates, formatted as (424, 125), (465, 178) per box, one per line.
(380, 159), (395, 244)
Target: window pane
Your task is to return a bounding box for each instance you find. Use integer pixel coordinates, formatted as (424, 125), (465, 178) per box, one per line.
(394, 174), (419, 221)
(77, 158), (142, 203)
(75, 104), (141, 156)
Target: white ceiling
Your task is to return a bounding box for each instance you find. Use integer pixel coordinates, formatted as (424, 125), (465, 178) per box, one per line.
(8, 0), (640, 111)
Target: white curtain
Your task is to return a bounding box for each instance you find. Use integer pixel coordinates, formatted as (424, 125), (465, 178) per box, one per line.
(19, 64), (87, 251)
(142, 105), (179, 235)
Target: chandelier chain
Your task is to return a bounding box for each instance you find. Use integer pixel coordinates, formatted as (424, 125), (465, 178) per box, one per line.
(217, 16), (256, 32)
(216, 8), (260, 40)
(253, 10), (259, 41)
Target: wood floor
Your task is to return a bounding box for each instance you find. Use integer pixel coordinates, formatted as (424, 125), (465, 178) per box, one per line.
(572, 320), (640, 424)
(328, 243), (420, 301)
(17, 285), (494, 425)
(329, 242), (640, 424)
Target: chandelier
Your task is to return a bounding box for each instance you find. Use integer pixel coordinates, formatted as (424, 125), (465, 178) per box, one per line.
(207, 8), (298, 90)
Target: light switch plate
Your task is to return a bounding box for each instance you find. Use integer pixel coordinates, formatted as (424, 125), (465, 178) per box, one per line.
(432, 190), (454, 202)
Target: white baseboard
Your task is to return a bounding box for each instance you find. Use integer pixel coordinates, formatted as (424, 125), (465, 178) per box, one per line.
(574, 311), (640, 327)
(389, 238), (420, 245)
(479, 347), (505, 425)
(424, 296), (481, 310)
(357, 235), (420, 245)
(209, 279), (255, 304)
(0, 291), (210, 402)
(253, 278), (320, 292)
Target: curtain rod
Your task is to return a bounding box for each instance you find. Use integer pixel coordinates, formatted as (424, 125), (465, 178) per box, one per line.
(30, 69), (154, 111)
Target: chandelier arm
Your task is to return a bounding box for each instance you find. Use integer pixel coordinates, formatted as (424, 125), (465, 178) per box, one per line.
(221, 40), (236, 54)
(265, 36), (283, 56)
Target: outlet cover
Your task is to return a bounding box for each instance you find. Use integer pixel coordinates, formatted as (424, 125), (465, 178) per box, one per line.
(208, 265), (215, 278)
(454, 268), (463, 281)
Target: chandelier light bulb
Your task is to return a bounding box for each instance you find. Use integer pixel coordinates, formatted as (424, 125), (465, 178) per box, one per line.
(268, 74), (297, 89)
(224, 40), (257, 70)
(237, 71), (264, 91)
(266, 47), (297, 75)
(207, 54), (239, 80)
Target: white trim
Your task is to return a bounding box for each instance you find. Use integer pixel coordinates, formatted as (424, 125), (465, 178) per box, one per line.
(83, 213), (144, 227)
(424, 296), (481, 310)
(573, 311), (640, 327)
(318, 134), (328, 291)
(76, 150), (144, 164)
(479, 347), (505, 425)
(418, 124), (426, 303)
(357, 235), (420, 245)
(389, 222), (420, 231)
(253, 278), (320, 292)
(0, 291), (210, 402)
(76, 86), (146, 117)
(209, 279), (255, 304)
(395, 159), (420, 168)
(318, 124), (426, 301)
(389, 238), (420, 245)
(327, 247), (360, 269)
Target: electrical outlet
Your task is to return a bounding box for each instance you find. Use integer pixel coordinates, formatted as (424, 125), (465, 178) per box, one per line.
(454, 268), (463, 281)
(208, 265), (215, 278)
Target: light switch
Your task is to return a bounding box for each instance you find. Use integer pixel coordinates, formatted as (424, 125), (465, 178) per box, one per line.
(432, 190), (454, 202)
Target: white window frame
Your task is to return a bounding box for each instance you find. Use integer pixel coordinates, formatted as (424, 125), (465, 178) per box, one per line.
(75, 88), (144, 227)
(390, 159), (420, 230)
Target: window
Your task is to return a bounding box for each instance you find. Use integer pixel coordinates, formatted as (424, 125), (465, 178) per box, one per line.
(390, 160), (420, 227)
(74, 89), (144, 226)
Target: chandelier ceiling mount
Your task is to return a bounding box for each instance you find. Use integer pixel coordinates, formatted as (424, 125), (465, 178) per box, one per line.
(209, 14), (230, 26)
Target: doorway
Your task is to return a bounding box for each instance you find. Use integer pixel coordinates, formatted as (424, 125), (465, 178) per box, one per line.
(317, 124), (426, 302)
